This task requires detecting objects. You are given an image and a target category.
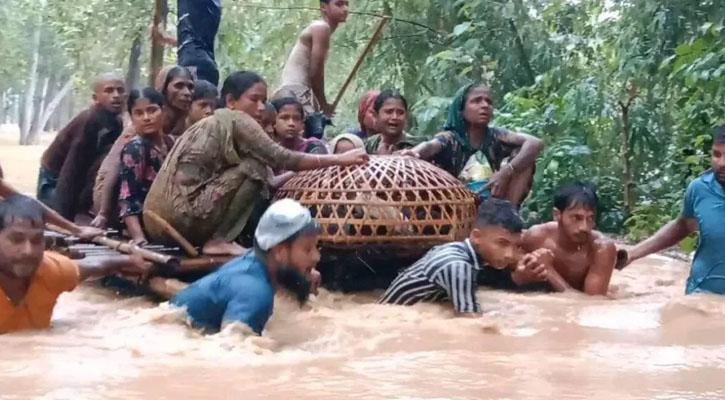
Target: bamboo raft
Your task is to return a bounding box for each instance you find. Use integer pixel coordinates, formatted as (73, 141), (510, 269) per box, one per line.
(46, 156), (477, 294)
(44, 229), (234, 298)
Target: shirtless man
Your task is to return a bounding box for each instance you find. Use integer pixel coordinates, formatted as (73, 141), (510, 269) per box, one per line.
(514, 181), (617, 295)
(275, 0), (349, 116)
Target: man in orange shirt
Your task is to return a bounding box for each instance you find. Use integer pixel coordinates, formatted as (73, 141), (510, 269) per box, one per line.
(0, 195), (146, 334)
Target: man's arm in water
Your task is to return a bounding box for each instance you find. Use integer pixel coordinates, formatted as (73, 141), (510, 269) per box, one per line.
(515, 226), (571, 292)
(624, 216), (697, 266)
(308, 23), (333, 114)
(583, 238), (616, 296)
(76, 255), (149, 282)
(0, 178), (101, 240)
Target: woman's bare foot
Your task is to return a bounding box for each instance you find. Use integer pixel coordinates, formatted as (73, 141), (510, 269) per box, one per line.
(202, 240), (248, 256)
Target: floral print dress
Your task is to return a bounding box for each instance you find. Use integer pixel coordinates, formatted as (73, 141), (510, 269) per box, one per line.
(118, 135), (174, 219)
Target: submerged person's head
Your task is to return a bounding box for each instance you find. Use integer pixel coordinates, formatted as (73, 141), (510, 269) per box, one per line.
(373, 90), (408, 141)
(188, 80), (219, 125)
(221, 71), (267, 124)
(320, 0), (349, 24)
(261, 103), (277, 137)
(253, 199), (321, 305)
(128, 87), (165, 136)
(159, 66), (194, 113)
(357, 90), (380, 137)
(553, 181), (598, 245)
(469, 198), (523, 270)
(92, 73), (126, 114)
(272, 97), (305, 144)
(0, 195), (45, 280)
(712, 125), (725, 183)
(329, 133), (364, 154)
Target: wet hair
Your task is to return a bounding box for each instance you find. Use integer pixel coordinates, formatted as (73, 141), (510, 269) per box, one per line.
(127, 87), (164, 114)
(221, 71), (266, 104)
(714, 125), (725, 144)
(553, 181), (598, 212)
(264, 102), (277, 115)
(474, 198), (523, 233)
(373, 89), (408, 113)
(0, 195), (45, 231)
(271, 97), (304, 119)
(161, 66), (193, 97)
(192, 79), (219, 101)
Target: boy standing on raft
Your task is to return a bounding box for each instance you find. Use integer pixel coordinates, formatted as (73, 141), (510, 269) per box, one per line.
(275, 0), (349, 116)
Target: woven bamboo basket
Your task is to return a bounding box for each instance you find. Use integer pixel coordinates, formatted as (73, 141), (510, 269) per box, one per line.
(275, 155), (477, 249)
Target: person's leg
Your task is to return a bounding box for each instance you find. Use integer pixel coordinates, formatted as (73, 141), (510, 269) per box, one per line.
(177, 0), (221, 85)
(202, 178), (261, 256)
(179, 48), (219, 86)
(504, 165), (535, 206)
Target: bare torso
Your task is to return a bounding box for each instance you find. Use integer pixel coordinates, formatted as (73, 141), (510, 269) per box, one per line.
(523, 222), (610, 291)
(280, 20), (330, 87)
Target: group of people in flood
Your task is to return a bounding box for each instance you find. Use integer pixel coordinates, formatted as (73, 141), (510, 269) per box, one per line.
(1, 0), (724, 336)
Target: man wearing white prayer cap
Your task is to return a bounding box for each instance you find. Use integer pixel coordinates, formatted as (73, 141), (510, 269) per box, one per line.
(172, 199), (322, 334)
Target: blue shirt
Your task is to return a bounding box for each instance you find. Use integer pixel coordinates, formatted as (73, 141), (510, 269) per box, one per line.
(172, 252), (274, 334)
(682, 171), (725, 294)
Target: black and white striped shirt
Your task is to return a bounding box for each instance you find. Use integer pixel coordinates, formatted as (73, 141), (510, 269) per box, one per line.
(379, 239), (483, 313)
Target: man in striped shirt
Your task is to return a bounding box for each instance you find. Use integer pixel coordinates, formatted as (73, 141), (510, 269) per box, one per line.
(380, 198), (545, 315)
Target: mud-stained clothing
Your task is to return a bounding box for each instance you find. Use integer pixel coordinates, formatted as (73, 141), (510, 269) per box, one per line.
(143, 108), (304, 246)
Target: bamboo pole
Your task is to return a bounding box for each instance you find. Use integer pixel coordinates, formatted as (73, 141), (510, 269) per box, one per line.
(331, 16), (391, 111)
(177, 256), (235, 272)
(144, 210), (199, 257)
(46, 224), (179, 268)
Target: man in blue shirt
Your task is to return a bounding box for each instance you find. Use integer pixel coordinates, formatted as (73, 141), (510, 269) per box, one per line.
(620, 125), (725, 294)
(172, 199), (322, 334)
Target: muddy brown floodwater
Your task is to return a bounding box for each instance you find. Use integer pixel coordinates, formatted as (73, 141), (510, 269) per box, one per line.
(2, 254), (725, 400)
(2, 131), (725, 399)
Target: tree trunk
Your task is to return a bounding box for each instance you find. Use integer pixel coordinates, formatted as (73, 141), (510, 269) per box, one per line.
(149, 0), (169, 86)
(12, 94), (20, 125)
(21, 18), (42, 145)
(126, 33), (143, 91)
(621, 103), (634, 212)
(33, 79), (73, 140)
(64, 90), (75, 127)
(29, 75), (50, 144)
(0, 90), (6, 124)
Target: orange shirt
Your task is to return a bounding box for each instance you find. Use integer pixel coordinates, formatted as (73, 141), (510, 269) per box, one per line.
(0, 251), (79, 334)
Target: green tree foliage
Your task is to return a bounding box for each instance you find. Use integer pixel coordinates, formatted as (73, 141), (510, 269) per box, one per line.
(0, 0), (723, 240)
